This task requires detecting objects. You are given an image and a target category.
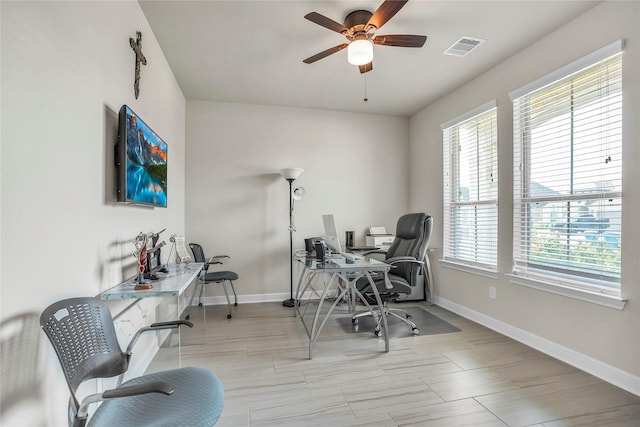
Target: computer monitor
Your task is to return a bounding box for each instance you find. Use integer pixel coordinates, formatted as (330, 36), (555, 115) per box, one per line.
(322, 214), (342, 254)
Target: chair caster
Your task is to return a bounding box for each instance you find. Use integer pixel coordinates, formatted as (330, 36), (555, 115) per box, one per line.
(352, 318), (359, 325)
(412, 328), (420, 335)
(374, 326), (382, 337)
(199, 303), (203, 307)
(234, 302), (238, 306)
(227, 314), (232, 319)
(185, 314), (190, 321)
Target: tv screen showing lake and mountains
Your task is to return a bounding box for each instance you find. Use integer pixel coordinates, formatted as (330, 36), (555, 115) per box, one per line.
(124, 108), (168, 207)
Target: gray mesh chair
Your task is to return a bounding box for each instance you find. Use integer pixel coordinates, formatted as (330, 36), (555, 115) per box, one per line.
(40, 297), (224, 427)
(189, 243), (239, 319)
(352, 213), (433, 336)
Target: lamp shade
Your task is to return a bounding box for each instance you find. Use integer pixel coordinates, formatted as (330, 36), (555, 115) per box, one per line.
(292, 187), (305, 201)
(348, 39), (373, 66)
(281, 168), (304, 181)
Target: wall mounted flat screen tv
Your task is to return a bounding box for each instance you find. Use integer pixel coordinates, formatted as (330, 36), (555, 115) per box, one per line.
(116, 105), (168, 207)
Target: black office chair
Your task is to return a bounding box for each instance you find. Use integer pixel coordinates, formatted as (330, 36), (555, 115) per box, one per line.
(39, 297), (224, 427)
(189, 243), (239, 319)
(352, 213), (433, 336)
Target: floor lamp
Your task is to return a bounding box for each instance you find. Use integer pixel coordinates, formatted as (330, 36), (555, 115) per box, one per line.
(281, 168), (304, 307)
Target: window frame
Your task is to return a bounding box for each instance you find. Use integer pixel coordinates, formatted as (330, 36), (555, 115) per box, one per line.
(509, 40), (625, 306)
(441, 100), (499, 274)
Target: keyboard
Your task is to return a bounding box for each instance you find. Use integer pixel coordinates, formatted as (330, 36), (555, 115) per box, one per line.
(342, 252), (364, 262)
(347, 246), (379, 251)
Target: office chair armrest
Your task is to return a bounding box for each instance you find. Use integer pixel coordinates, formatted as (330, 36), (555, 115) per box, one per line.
(384, 256), (425, 266)
(103, 381), (174, 398)
(126, 320), (193, 356)
(205, 261), (222, 266)
(77, 382), (175, 419)
(150, 319), (194, 328)
(208, 255), (230, 262)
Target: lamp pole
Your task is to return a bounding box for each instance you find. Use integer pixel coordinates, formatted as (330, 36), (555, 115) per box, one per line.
(280, 168), (304, 307)
(283, 178), (295, 307)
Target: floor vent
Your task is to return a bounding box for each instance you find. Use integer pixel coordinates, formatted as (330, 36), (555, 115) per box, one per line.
(444, 36), (485, 57)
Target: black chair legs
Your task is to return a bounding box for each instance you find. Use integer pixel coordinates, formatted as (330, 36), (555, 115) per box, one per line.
(198, 278), (238, 319)
(221, 281), (232, 319)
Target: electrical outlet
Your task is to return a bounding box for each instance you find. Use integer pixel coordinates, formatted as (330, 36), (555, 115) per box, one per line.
(489, 286), (496, 300)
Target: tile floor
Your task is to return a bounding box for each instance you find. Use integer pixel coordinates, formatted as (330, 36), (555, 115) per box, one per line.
(151, 301), (640, 426)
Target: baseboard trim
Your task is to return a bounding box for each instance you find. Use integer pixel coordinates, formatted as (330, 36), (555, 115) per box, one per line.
(199, 292), (291, 305)
(435, 296), (640, 397)
(198, 290), (343, 306)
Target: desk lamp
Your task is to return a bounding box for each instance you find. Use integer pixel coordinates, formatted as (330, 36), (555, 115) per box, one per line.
(281, 168), (304, 307)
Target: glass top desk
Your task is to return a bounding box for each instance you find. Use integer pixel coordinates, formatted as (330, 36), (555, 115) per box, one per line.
(294, 256), (392, 359)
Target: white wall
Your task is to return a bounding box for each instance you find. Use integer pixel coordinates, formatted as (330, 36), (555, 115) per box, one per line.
(186, 101), (409, 300)
(410, 0), (640, 392)
(1, 1), (185, 424)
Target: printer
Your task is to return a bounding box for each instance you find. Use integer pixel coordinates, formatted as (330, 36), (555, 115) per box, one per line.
(365, 226), (394, 250)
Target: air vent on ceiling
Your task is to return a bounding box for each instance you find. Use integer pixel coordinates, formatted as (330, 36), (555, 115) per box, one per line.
(444, 36), (485, 57)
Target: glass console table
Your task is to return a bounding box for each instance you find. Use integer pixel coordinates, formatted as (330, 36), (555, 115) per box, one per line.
(100, 263), (203, 304)
(100, 263), (204, 372)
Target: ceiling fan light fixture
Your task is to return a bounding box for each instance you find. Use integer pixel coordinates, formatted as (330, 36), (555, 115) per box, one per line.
(347, 39), (373, 66)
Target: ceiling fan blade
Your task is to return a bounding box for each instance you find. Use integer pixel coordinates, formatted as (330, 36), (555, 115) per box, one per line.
(367, 0), (408, 30)
(304, 12), (348, 34)
(303, 43), (348, 64)
(359, 62), (373, 74)
(373, 34), (427, 48)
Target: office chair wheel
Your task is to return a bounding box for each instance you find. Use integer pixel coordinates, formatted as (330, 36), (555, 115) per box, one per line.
(185, 314), (190, 321)
(234, 302), (238, 306)
(352, 318), (359, 325)
(374, 325), (382, 337)
(412, 327), (420, 335)
(199, 303), (203, 307)
(227, 314), (232, 319)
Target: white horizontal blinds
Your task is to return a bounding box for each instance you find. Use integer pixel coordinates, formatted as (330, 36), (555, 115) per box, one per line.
(513, 49), (622, 291)
(443, 104), (498, 269)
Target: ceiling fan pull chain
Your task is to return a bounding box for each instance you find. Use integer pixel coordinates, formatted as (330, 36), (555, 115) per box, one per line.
(364, 73), (368, 102)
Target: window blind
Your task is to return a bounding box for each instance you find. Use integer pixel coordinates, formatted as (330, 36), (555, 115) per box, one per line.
(512, 45), (622, 293)
(442, 102), (498, 270)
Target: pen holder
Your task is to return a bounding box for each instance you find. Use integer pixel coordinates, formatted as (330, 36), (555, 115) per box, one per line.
(315, 242), (326, 262)
(345, 231), (354, 248)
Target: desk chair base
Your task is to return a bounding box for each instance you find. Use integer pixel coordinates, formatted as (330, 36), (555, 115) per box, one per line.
(352, 303), (420, 336)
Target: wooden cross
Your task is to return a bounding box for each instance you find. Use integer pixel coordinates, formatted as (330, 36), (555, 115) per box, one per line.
(129, 31), (147, 99)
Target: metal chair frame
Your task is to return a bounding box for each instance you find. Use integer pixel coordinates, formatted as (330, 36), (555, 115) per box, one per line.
(189, 243), (239, 319)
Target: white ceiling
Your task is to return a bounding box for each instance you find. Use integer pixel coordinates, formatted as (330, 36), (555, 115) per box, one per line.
(139, 0), (599, 117)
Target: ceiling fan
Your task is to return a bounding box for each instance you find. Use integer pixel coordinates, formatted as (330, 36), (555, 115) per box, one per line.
(302, 0), (427, 73)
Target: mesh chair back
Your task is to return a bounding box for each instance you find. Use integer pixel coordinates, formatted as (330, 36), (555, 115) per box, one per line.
(189, 243), (209, 271)
(40, 298), (128, 408)
(386, 213), (433, 285)
(189, 243), (205, 263)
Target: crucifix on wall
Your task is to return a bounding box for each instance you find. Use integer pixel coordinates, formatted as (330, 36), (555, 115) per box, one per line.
(129, 31), (147, 99)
